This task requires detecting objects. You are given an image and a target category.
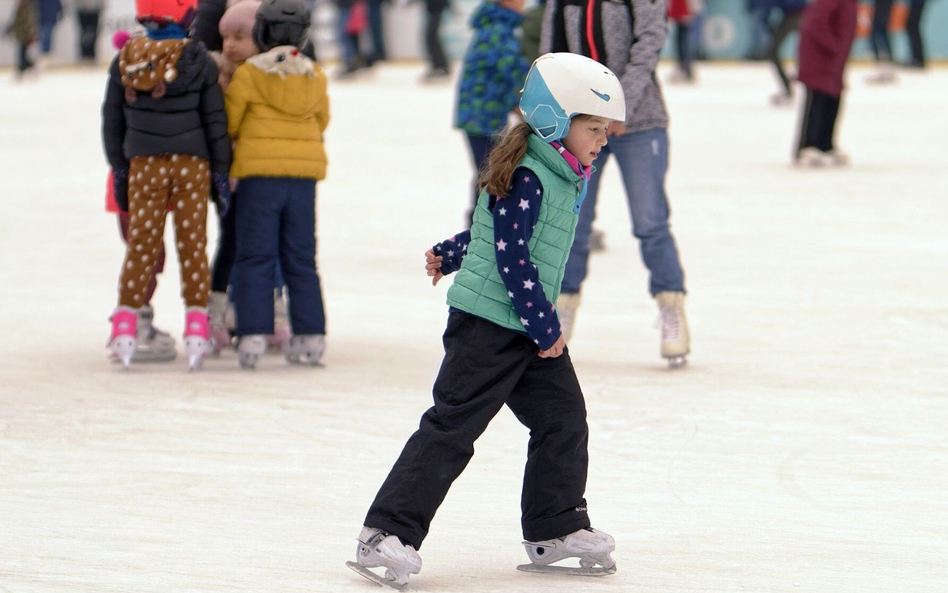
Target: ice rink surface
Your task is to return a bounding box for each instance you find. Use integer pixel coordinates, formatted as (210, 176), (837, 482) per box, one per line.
(1, 62), (946, 593)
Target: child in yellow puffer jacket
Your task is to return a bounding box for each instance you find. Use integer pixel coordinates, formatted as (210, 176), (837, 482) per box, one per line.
(225, 0), (330, 370)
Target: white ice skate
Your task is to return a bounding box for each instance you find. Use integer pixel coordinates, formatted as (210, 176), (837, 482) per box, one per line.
(134, 305), (177, 362)
(346, 526), (422, 590)
(283, 334), (325, 366)
(517, 527), (617, 576)
(108, 306), (138, 370)
(656, 291), (690, 369)
(208, 291), (231, 355)
(183, 307), (211, 371)
(237, 335), (267, 369)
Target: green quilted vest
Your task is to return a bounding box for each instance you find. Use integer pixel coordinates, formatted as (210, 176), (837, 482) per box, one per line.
(445, 134), (588, 333)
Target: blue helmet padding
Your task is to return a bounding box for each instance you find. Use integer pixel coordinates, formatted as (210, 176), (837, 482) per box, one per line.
(520, 65), (572, 143)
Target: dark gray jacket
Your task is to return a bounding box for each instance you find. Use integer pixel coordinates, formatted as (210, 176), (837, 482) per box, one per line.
(102, 40), (232, 177)
(540, 0), (668, 133)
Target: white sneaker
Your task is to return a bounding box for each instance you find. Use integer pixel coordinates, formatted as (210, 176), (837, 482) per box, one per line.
(555, 293), (582, 343)
(656, 291), (689, 368)
(350, 527), (422, 588)
(521, 527), (616, 573)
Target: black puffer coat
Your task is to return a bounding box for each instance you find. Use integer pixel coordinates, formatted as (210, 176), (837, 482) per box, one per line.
(102, 40), (232, 177)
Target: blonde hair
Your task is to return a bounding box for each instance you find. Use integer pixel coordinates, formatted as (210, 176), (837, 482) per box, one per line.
(478, 116), (592, 198)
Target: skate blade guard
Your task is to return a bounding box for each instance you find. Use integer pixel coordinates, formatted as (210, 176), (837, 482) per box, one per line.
(346, 561), (409, 590)
(516, 562), (617, 576)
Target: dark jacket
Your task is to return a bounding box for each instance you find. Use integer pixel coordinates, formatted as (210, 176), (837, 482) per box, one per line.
(797, 0), (856, 97)
(102, 39), (232, 176)
(190, 0), (227, 52)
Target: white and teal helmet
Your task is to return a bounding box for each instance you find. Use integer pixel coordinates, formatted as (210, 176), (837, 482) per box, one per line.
(519, 53), (626, 143)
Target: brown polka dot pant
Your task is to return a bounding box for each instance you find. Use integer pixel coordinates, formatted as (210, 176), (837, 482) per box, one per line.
(118, 154), (210, 309)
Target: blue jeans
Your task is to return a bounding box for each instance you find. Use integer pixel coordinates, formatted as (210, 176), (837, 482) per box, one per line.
(336, 5), (358, 64)
(40, 21), (56, 54)
(562, 127), (685, 297)
(233, 177), (325, 336)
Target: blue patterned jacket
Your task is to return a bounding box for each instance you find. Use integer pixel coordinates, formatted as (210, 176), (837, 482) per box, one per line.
(454, 2), (530, 136)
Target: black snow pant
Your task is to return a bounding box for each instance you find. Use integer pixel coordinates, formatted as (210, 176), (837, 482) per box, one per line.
(767, 9), (803, 97)
(797, 87), (841, 155)
(364, 311), (591, 550)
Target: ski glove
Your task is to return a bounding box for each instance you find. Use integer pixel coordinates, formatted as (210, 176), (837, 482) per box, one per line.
(113, 167), (130, 212)
(211, 172), (231, 218)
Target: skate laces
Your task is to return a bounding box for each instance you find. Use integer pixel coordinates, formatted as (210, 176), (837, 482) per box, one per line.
(657, 306), (682, 343)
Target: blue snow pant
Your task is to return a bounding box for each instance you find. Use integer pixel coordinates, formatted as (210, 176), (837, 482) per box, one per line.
(233, 177), (325, 336)
(561, 127), (685, 297)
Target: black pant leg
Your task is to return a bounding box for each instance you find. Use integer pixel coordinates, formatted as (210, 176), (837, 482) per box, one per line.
(506, 349), (591, 542)
(425, 3), (448, 70)
(817, 91), (841, 152)
(871, 0), (894, 61)
(906, 0), (927, 65)
(211, 192), (238, 293)
(77, 10), (99, 59)
(768, 10), (802, 96)
(365, 313), (535, 550)
(17, 43), (31, 72)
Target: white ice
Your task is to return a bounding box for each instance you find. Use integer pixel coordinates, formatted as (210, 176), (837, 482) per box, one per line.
(1, 63), (946, 593)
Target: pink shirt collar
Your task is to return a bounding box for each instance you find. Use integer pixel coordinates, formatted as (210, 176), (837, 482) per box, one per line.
(550, 141), (592, 179)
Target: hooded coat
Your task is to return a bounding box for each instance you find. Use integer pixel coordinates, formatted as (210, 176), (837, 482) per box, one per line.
(102, 37), (232, 177)
(225, 45), (330, 180)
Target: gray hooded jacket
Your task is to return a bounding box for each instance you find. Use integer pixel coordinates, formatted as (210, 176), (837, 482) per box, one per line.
(540, 0), (669, 133)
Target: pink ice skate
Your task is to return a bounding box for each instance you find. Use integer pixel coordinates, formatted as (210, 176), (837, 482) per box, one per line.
(183, 307), (211, 371)
(109, 306), (138, 370)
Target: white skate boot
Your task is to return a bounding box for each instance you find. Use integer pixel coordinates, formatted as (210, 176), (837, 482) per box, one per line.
(283, 334), (325, 366)
(346, 526), (422, 590)
(108, 306), (138, 370)
(237, 335), (267, 369)
(134, 305), (177, 362)
(656, 291), (690, 369)
(555, 293), (581, 343)
(517, 527), (617, 576)
(183, 307), (211, 371)
(208, 291), (231, 355)
(267, 289), (292, 350)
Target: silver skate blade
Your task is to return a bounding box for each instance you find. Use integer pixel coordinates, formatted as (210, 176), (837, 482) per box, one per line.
(346, 561), (408, 590)
(516, 563), (617, 577)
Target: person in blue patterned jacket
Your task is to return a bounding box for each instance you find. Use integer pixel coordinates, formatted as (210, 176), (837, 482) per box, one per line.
(454, 0), (530, 224)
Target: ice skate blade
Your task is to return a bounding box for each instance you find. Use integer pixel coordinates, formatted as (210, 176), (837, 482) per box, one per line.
(516, 563), (617, 576)
(665, 355), (688, 369)
(346, 561), (408, 590)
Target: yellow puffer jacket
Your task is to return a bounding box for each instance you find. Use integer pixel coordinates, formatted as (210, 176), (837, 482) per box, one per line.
(225, 46), (330, 180)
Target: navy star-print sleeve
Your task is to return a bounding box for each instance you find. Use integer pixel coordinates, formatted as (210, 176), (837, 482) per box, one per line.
(431, 230), (472, 275)
(493, 167), (562, 350)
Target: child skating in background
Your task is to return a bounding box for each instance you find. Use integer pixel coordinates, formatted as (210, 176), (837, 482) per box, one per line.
(794, 0), (856, 167)
(225, 0), (330, 369)
(204, 0), (297, 355)
(3, 0), (38, 80)
(348, 53), (625, 590)
(103, 0), (232, 370)
(102, 29), (178, 364)
(454, 0), (530, 224)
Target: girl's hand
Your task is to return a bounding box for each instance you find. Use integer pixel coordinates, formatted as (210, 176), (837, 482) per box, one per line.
(538, 335), (566, 359)
(425, 249), (444, 286)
